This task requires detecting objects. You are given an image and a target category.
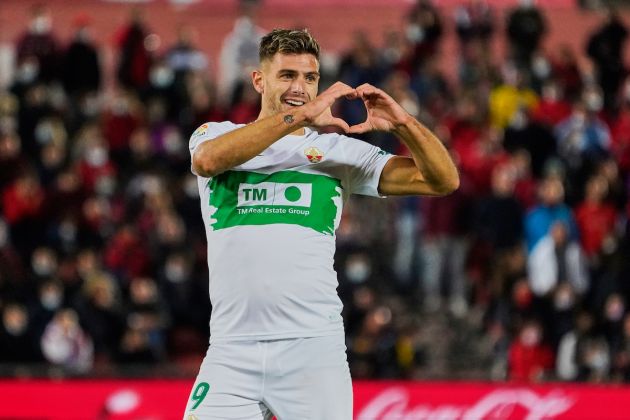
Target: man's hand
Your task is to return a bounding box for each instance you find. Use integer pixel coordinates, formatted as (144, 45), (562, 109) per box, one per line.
(347, 83), (411, 134)
(298, 82), (358, 132)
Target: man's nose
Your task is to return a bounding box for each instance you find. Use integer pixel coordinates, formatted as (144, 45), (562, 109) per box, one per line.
(289, 77), (306, 95)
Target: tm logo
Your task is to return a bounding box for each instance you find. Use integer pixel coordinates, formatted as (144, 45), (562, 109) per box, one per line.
(237, 182), (312, 207)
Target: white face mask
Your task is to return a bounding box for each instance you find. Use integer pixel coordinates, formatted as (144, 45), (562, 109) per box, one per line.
(85, 147), (108, 167)
(95, 175), (116, 196)
(532, 56), (551, 79)
(59, 220), (77, 243)
(41, 290), (62, 310)
(346, 260), (371, 284)
(165, 261), (187, 283)
(17, 61), (39, 83)
(184, 176), (198, 198)
(32, 253), (57, 277)
(163, 130), (183, 154)
(585, 93), (603, 112)
(150, 66), (174, 88)
(31, 16), (52, 35)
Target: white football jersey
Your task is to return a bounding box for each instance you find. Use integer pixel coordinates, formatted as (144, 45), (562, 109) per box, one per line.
(190, 121), (393, 342)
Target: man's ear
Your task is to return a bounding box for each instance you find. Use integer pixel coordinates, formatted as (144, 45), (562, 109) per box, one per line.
(252, 70), (264, 94)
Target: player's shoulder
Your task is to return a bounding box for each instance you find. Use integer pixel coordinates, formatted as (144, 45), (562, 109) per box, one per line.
(190, 121), (245, 144)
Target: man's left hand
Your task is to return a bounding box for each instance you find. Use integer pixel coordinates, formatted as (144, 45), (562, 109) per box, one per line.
(347, 83), (412, 134)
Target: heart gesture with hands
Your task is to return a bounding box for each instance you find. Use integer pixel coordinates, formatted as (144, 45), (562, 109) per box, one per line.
(301, 82), (410, 134)
(299, 81), (358, 133)
(347, 83), (412, 134)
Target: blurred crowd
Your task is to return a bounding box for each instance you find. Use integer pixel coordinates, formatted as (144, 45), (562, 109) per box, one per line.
(1, 0), (630, 383)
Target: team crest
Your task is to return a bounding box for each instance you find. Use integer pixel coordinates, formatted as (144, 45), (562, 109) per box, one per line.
(304, 147), (324, 163)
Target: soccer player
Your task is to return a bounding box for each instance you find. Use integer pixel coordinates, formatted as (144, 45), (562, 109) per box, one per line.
(184, 29), (459, 420)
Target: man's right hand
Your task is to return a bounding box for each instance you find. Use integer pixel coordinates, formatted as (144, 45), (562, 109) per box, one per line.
(297, 82), (358, 132)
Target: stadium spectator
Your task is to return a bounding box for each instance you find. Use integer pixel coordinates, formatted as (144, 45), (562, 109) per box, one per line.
(508, 319), (554, 382)
(454, 0), (495, 50)
(525, 176), (588, 297)
(15, 4), (60, 84)
(40, 308), (94, 373)
(115, 8), (153, 94)
(62, 13), (101, 99)
(506, 0), (547, 70)
(586, 7), (628, 113)
(217, 0), (265, 107)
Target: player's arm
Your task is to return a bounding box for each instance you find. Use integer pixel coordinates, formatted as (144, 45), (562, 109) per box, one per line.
(192, 82), (357, 177)
(347, 84), (459, 196)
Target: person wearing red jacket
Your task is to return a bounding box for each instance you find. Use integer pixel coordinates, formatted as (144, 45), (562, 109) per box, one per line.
(508, 320), (554, 382)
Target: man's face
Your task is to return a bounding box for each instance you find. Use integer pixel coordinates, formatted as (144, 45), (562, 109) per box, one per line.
(253, 53), (320, 117)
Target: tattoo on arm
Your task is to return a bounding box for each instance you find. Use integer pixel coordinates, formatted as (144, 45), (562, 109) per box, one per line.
(284, 115), (294, 124)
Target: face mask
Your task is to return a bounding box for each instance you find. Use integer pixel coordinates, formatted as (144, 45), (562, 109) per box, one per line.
(59, 220), (77, 243)
(86, 147), (107, 167)
(35, 121), (54, 145)
(543, 85), (560, 102)
(31, 16), (52, 35)
(585, 93), (603, 112)
(17, 61), (39, 83)
(532, 56), (551, 79)
(41, 290), (62, 310)
(572, 113), (586, 129)
(510, 111), (528, 130)
(32, 254), (56, 277)
(406, 24), (424, 43)
(165, 261), (187, 283)
(150, 67), (174, 88)
(82, 95), (101, 117)
(346, 260), (371, 284)
(112, 99), (129, 115)
(77, 28), (91, 42)
(589, 350), (608, 370)
(184, 176), (198, 198)
(163, 130), (183, 154)
(95, 175), (116, 196)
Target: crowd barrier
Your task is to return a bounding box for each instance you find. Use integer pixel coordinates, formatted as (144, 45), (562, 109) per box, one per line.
(0, 379), (627, 419)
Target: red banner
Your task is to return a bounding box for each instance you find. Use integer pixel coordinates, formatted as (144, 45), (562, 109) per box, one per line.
(0, 379), (627, 419)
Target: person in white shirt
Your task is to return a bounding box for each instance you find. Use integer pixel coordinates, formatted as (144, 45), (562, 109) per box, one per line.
(184, 28), (459, 420)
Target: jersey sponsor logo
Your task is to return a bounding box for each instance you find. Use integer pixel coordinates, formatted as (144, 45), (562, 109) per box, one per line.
(237, 182), (312, 207)
(208, 170), (341, 235)
(192, 123), (208, 138)
(304, 147), (324, 163)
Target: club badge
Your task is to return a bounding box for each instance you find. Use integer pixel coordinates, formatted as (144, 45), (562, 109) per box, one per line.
(304, 147), (324, 163)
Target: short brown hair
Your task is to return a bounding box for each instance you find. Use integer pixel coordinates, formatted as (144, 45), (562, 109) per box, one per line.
(259, 28), (320, 63)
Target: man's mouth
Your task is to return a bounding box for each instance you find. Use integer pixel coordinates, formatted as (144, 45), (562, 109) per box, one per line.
(284, 99), (306, 107)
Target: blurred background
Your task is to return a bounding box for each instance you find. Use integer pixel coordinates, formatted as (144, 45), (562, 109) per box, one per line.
(1, 0), (630, 417)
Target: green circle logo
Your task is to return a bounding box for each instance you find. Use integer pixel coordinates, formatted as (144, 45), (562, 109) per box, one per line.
(284, 186), (301, 202)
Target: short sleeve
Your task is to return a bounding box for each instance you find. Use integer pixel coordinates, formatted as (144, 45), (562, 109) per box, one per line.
(340, 135), (395, 197)
(189, 121), (239, 176)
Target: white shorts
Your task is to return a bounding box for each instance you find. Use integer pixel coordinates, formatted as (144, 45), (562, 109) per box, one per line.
(183, 333), (352, 420)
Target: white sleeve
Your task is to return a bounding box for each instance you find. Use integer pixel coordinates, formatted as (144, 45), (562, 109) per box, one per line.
(339, 135), (395, 197)
(189, 121), (237, 176)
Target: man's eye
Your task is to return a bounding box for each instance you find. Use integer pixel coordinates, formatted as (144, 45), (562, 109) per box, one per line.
(281, 74), (292, 79)
(306, 76), (316, 82)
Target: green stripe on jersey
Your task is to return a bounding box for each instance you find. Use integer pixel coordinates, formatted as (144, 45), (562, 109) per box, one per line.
(208, 170), (342, 235)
